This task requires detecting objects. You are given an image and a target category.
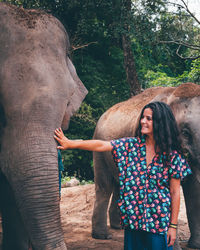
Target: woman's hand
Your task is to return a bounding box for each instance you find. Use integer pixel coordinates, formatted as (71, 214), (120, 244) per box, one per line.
(167, 227), (176, 246)
(54, 128), (71, 150)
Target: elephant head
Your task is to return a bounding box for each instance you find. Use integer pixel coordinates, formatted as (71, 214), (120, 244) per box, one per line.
(0, 3), (87, 250)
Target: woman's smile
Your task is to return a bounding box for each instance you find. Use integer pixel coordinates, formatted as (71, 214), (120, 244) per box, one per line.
(140, 108), (153, 136)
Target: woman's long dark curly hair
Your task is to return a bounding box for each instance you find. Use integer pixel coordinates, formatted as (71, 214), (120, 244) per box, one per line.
(135, 102), (182, 157)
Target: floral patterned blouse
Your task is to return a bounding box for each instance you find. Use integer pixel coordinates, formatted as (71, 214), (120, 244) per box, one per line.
(111, 136), (192, 235)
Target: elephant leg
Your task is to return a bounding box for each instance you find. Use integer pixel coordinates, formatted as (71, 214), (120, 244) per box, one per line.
(182, 174), (200, 249)
(109, 183), (121, 229)
(92, 153), (113, 239)
(0, 173), (29, 250)
(92, 187), (113, 239)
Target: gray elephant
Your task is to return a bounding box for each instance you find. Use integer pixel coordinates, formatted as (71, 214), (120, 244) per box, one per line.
(92, 82), (200, 249)
(0, 3), (87, 250)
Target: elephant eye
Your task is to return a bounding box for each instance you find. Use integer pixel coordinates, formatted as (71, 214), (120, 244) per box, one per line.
(182, 129), (190, 138)
(181, 127), (193, 145)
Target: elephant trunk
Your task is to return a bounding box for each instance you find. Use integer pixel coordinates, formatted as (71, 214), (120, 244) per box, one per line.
(181, 133), (200, 249)
(182, 168), (200, 249)
(1, 129), (67, 250)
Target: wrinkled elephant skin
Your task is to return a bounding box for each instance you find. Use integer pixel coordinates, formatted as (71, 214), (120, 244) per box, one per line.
(92, 83), (200, 249)
(0, 3), (87, 250)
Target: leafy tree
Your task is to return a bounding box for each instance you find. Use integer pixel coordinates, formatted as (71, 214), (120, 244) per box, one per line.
(188, 58), (200, 83)
(159, 0), (200, 59)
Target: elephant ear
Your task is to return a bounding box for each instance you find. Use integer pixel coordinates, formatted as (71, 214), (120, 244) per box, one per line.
(66, 57), (88, 111)
(61, 57), (88, 130)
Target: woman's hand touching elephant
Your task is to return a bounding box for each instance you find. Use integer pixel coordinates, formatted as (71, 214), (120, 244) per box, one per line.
(54, 128), (72, 150)
(54, 128), (112, 152)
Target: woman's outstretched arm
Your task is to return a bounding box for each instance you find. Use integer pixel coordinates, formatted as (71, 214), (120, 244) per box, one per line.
(54, 128), (112, 152)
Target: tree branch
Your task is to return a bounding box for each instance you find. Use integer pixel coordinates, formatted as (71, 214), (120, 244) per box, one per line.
(159, 39), (200, 59)
(160, 40), (200, 50)
(71, 41), (98, 51)
(167, 0), (200, 25)
(179, 0), (200, 25)
(176, 44), (200, 59)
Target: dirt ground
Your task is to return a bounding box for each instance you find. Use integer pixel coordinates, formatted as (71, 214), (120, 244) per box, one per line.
(0, 184), (196, 249)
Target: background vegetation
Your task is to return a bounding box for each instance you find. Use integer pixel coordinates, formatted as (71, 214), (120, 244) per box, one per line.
(1, 0), (200, 181)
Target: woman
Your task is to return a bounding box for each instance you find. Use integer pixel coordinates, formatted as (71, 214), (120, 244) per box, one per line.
(54, 101), (191, 250)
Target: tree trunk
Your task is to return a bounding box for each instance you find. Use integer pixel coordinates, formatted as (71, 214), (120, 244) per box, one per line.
(122, 34), (141, 96)
(122, 0), (141, 96)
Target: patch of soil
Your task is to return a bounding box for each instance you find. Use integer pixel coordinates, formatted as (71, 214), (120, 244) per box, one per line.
(60, 184), (124, 250)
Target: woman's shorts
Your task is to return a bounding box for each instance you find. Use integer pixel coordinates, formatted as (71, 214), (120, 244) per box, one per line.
(124, 227), (173, 250)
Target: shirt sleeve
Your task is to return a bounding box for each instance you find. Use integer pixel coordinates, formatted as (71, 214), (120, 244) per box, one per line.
(169, 152), (192, 180)
(111, 137), (137, 165)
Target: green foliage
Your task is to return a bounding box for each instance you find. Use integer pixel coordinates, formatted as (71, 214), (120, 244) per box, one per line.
(145, 59), (200, 87)
(145, 70), (179, 87)
(61, 147), (94, 181)
(188, 59), (200, 84)
(80, 179), (94, 185)
(61, 176), (71, 184)
(73, 49), (129, 109)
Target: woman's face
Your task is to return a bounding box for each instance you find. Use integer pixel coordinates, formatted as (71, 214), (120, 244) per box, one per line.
(140, 108), (153, 137)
